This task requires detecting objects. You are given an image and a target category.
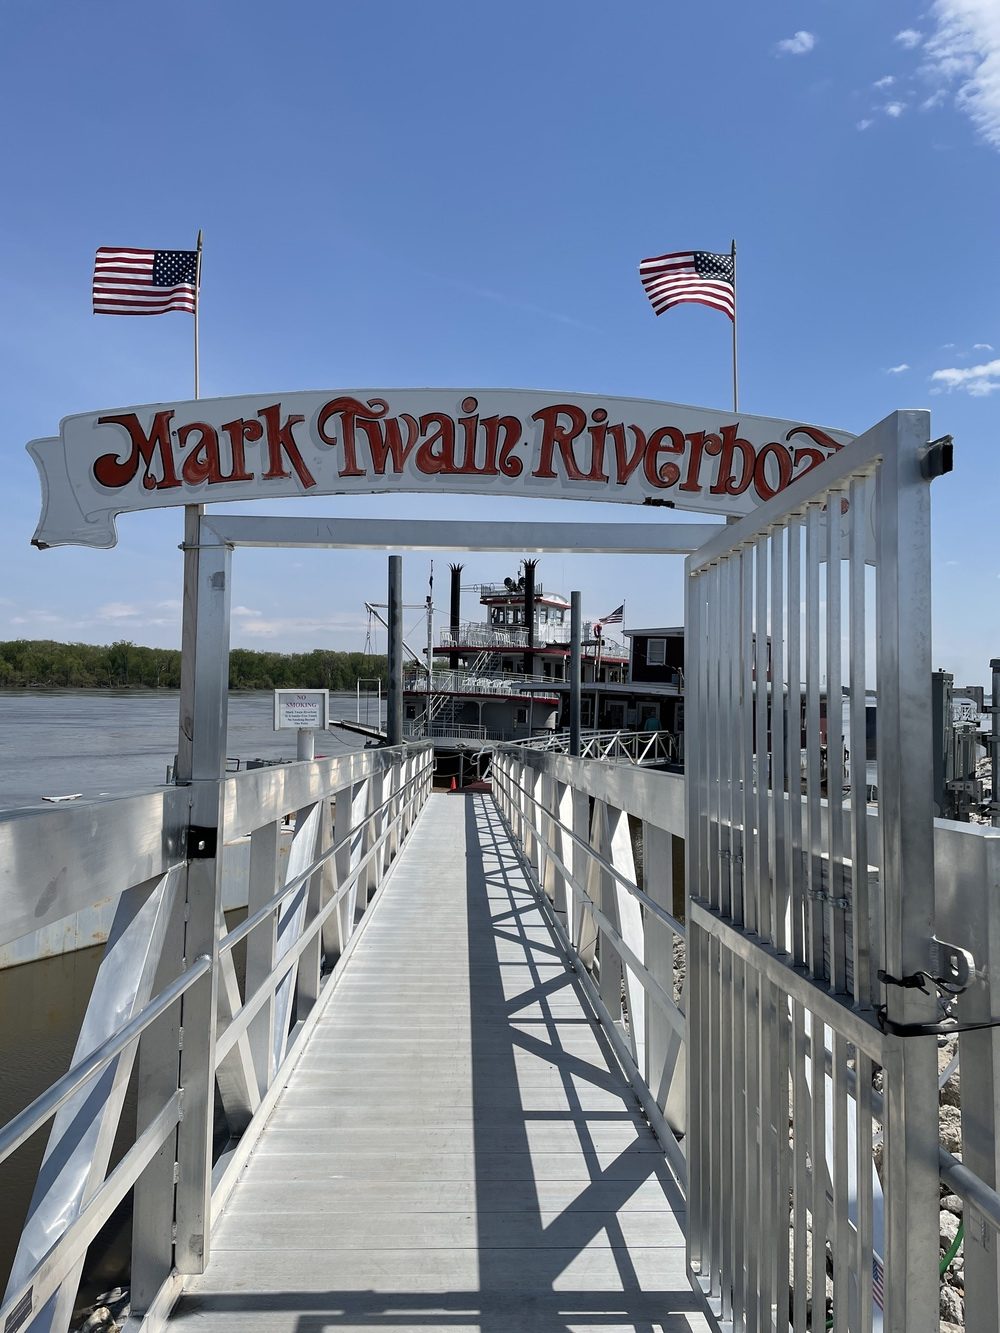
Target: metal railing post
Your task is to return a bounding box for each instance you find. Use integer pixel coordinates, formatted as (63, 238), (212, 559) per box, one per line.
(174, 532), (232, 1274)
(875, 412), (941, 1332)
(570, 591), (582, 757)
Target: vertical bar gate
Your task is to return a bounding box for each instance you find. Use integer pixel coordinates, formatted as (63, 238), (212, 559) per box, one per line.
(685, 411), (944, 1332)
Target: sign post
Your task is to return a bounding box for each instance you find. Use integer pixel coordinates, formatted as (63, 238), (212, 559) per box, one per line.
(273, 689), (330, 761)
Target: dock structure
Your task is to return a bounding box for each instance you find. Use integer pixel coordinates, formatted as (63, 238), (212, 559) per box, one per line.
(170, 794), (703, 1332)
(7, 406), (996, 1333)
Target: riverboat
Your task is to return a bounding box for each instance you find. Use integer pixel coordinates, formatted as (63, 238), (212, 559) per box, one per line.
(401, 561), (684, 784)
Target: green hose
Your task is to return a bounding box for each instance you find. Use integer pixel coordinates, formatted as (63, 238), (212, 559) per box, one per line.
(940, 1218), (965, 1275)
(823, 1223), (964, 1329)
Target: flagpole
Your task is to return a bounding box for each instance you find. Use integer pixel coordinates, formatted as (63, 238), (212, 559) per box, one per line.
(731, 238), (738, 413)
(194, 229), (203, 400)
(178, 230), (203, 785)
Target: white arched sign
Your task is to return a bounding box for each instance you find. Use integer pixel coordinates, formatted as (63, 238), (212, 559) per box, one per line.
(28, 387), (854, 548)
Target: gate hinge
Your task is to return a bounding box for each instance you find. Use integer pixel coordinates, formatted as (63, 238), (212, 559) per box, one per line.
(173, 1161), (180, 1184)
(177, 1026), (184, 1051)
(809, 889), (850, 910)
(186, 825), (218, 859)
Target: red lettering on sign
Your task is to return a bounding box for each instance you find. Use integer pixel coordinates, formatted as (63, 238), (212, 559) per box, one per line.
(643, 426), (685, 488)
(679, 430), (713, 493)
(753, 442), (794, 500)
(93, 412), (181, 491)
(609, 423), (645, 486)
(532, 405), (606, 482)
(415, 413), (456, 473)
(258, 404), (314, 488)
(178, 423), (224, 485)
(480, 413), (523, 476)
(219, 418), (261, 484)
(709, 424), (755, 496)
(786, 425), (843, 484)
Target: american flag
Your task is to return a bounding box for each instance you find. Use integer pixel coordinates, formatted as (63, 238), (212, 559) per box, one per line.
(601, 604), (624, 624)
(93, 247), (198, 316)
(872, 1254), (885, 1311)
(639, 250), (735, 321)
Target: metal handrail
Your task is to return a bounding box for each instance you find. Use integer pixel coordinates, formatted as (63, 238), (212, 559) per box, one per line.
(0, 1094), (183, 1333)
(214, 761), (433, 1063)
(492, 762), (686, 941)
(0, 742), (435, 1332)
(218, 758), (432, 958)
(488, 763), (687, 1181)
(0, 956), (210, 1167)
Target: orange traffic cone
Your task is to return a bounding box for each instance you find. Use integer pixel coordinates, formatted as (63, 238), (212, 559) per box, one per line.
(449, 776), (457, 792)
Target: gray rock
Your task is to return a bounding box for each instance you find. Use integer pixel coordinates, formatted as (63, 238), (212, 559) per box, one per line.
(941, 1193), (963, 1216)
(940, 1209), (961, 1248)
(940, 1104), (963, 1154)
(940, 1073), (962, 1108)
(939, 1283), (964, 1324)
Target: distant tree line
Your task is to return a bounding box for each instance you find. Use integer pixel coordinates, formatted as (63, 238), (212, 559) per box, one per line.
(0, 640), (389, 691)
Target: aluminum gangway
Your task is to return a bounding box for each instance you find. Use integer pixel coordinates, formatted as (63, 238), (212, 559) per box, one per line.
(166, 792), (705, 1332)
(8, 410), (1000, 1333)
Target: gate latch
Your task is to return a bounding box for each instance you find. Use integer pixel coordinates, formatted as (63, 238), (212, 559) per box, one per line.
(929, 936), (974, 992)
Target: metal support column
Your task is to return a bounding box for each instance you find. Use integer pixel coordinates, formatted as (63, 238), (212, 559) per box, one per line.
(570, 591), (582, 757)
(386, 556), (403, 746)
(174, 524), (232, 1274)
(991, 658), (1000, 828)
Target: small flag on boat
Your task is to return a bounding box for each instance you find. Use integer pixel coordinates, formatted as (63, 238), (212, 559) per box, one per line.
(93, 247), (199, 316)
(638, 250), (735, 321)
(601, 604), (625, 625)
(872, 1254), (885, 1311)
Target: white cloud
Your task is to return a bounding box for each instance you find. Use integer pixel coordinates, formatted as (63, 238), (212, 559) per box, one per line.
(974, 341), (995, 350)
(232, 605), (262, 617)
(239, 614), (366, 640)
(896, 29), (925, 50)
(885, 101), (907, 117)
(886, 363), (911, 374)
(857, 118), (874, 130)
(922, 0), (1000, 150)
(97, 602), (140, 620)
(922, 89), (948, 109)
(874, 75), (896, 89)
(776, 30), (816, 56)
(931, 357), (1000, 395)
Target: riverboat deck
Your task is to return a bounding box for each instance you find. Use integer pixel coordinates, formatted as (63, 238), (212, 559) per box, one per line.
(168, 793), (706, 1332)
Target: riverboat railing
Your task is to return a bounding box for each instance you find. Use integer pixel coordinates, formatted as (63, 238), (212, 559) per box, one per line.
(403, 668), (560, 698)
(439, 622), (628, 657)
(402, 721), (514, 742)
(0, 743), (432, 1333)
(514, 727), (676, 766)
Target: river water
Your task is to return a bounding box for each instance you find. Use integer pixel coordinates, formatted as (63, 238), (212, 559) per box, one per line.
(0, 689), (385, 810)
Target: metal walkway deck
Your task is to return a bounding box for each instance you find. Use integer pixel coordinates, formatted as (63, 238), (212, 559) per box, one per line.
(169, 792), (707, 1332)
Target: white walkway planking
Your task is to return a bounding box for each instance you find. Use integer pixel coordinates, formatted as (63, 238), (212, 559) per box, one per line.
(169, 792), (708, 1333)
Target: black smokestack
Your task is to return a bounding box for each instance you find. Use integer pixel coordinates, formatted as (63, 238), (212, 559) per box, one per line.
(449, 563), (463, 669)
(522, 559), (537, 675)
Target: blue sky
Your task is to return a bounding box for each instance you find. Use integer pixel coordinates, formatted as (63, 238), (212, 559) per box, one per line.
(2, 1), (998, 683)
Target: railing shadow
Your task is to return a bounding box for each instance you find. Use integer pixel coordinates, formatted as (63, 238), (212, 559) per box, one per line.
(463, 793), (690, 1332)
